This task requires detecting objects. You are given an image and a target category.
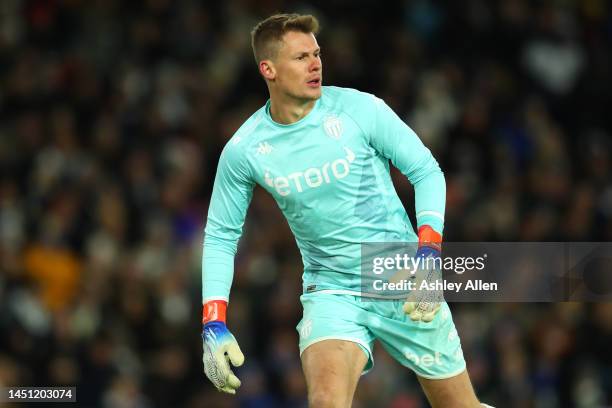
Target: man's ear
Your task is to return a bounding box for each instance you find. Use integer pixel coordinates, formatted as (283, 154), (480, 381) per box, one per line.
(259, 60), (276, 80)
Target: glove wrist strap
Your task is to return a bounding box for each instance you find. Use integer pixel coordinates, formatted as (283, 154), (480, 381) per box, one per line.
(203, 300), (227, 324)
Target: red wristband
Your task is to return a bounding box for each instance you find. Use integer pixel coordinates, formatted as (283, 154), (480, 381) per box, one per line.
(203, 300), (227, 324)
(418, 225), (442, 252)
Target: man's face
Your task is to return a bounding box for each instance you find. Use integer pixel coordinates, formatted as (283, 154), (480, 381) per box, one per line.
(271, 31), (322, 101)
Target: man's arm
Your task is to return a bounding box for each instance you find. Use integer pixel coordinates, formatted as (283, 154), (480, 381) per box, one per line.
(366, 95), (446, 236)
(366, 95), (445, 321)
(202, 140), (254, 393)
(203, 141), (255, 302)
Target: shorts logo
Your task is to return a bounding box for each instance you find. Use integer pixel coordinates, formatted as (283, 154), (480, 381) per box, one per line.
(300, 319), (313, 338)
(323, 115), (343, 140)
(404, 351), (443, 368)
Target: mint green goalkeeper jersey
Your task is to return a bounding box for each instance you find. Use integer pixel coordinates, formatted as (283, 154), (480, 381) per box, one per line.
(202, 86), (445, 302)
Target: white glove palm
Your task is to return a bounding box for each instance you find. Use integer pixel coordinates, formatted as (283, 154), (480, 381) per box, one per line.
(403, 249), (444, 322)
(203, 321), (244, 394)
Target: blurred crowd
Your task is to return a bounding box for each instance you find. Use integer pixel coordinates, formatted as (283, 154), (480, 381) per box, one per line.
(0, 0), (611, 407)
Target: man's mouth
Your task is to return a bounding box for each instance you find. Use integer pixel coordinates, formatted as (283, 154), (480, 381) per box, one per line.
(307, 78), (321, 87)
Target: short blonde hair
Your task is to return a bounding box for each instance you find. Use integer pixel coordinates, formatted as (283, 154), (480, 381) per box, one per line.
(251, 13), (320, 63)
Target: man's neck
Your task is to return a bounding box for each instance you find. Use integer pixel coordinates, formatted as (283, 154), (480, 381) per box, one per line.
(269, 94), (316, 125)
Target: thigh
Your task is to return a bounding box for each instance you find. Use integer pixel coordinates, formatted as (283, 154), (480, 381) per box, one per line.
(297, 293), (375, 372)
(301, 339), (368, 408)
(417, 369), (480, 408)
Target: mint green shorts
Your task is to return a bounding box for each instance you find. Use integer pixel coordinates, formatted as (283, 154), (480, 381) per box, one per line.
(296, 292), (466, 379)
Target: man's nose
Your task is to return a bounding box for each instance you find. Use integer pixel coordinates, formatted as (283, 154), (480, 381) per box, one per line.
(309, 58), (321, 71)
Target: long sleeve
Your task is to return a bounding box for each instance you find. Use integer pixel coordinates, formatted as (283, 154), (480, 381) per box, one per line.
(367, 96), (446, 234)
(202, 142), (254, 302)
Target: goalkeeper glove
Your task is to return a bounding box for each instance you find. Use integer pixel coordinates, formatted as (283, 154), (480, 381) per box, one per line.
(202, 300), (244, 394)
(403, 225), (444, 322)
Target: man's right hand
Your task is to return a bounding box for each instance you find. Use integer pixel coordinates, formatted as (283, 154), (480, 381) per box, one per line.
(403, 226), (444, 322)
(202, 300), (244, 394)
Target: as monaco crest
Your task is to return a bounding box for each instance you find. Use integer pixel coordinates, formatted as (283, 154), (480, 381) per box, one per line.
(323, 115), (343, 140)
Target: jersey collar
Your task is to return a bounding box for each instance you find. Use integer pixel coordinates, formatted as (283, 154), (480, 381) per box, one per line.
(264, 96), (322, 129)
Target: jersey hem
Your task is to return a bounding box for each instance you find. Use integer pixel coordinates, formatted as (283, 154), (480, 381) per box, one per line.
(305, 288), (408, 300)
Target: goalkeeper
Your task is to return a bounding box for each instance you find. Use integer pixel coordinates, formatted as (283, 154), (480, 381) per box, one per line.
(202, 13), (492, 408)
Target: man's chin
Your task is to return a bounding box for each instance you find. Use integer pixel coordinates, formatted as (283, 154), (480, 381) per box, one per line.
(304, 88), (322, 100)
(287, 88), (322, 103)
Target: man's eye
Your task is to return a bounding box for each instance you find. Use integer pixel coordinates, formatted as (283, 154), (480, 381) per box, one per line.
(297, 56), (305, 60)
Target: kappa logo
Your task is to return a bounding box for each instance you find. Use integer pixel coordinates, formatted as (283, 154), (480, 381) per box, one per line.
(265, 147), (355, 196)
(256, 142), (274, 155)
(323, 115), (343, 140)
(447, 328), (458, 342)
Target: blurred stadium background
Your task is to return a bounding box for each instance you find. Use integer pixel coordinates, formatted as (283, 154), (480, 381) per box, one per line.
(1, 0), (611, 407)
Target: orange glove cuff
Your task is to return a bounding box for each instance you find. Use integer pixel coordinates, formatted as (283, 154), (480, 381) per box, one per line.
(203, 300), (227, 324)
(418, 225), (442, 252)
